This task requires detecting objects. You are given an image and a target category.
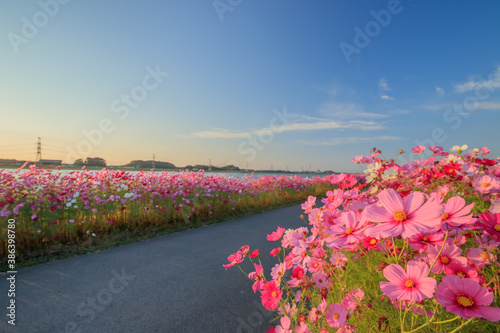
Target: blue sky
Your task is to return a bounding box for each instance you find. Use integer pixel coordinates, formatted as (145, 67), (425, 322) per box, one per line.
(1, 0), (499, 172)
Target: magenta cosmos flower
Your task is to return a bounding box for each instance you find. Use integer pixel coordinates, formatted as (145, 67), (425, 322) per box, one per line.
(479, 212), (500, 241)
(364, 189), (443, 239)
(260, 281), (283, 310)
(436, 275), (500, 321)
(380, 261), (436, 301)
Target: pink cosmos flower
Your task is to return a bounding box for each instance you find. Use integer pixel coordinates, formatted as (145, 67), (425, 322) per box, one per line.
(267, 226), (285, 241)
(478, 212), (500, 241)
(271, 263), (287, 284)
(312, 271), (330, 289)
(352, 155), (363, 164)
(275, 316), (292, 333)
(330, 252), (348, 268)
(342, 288), (365, 314)
(248, 263), (265, 292)
(426, 243), (467, 274)
(429, 145), (443, 154)
(467, 248), (495, 269)
(443, 262), (479, 283)
(436, 275), (500, 321)
(473, 175), (500, 194)
(490, 199), (500, 214)
(337, 324), (356, 333)
(223, 251), (244, 270)
(301, 196), (316, 214)
(325, 211), (366, 250)
(438, 197), (476, 229)
(409, 232), (445, 253)
(380, 261), (436, 301)
(325, 303), (347, 328)
(261, 281), (283, 310)
(363, 189), (443, 239)
(412, 145), (426, 154)
(308, 299), (327, 323)
(295, 321), (311, 333)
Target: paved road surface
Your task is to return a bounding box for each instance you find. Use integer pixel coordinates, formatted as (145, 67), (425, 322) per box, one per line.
(0, 204), (307, 333)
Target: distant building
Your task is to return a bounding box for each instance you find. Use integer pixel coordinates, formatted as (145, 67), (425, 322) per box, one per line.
(39, 159), (62, 166)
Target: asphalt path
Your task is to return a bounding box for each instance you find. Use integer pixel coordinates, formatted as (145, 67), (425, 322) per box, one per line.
(0, 203), (308, 333)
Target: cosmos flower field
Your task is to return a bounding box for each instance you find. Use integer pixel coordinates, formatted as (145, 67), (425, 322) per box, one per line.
(0, 166), (333, 267)
(226, 145), (500, 332)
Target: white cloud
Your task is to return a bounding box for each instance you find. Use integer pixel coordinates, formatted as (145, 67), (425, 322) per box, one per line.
(379, 78), (394, 100)
(436, 86), (445, 95)
(379, 78), (391, 91)
(454, 66), (500, 93)
(318, 102), (387, 119)
(189, 119), (385, 139)
(297, 135), (402, 146)
(422, 101), (500, 112)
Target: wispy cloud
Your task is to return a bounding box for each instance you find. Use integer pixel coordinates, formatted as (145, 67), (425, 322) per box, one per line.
(436, 86), (445, 95)
(422, 101), (500, 112)
(297, 135), (402, 146)
(379, 78), (394, 100)
(188, 119), (385, 139)
(454, 66), (500, 93)
(318, 102), (387, 119)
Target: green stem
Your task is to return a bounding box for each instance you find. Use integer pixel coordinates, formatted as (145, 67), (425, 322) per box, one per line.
(448, 318), (473, 333)
(428, 228), (449, 273)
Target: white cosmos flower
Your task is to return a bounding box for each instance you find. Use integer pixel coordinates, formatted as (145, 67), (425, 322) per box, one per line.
(451, 145), (468, 153)
(382, 168), (397, 181)
(364, 162), (382, 175)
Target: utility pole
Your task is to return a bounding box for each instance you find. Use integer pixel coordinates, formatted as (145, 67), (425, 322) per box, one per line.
(152, 154), (156, 170)
(309, 163), (311, 173)
(209, 158), (212, 171)
(36, 137), (42, 165)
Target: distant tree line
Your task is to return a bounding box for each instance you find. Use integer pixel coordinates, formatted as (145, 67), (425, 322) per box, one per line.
(184, 164), (240, 171)
(74, 157), (106, 167)
(124, 160), (176, 169)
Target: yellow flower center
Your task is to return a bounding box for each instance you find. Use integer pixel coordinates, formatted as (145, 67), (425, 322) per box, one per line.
(271, 291), (278, 298)
(393, 210), (407, 222)
(358, 208), (363, 212)
(456, 271), (466, 278)
(345, 228), (353, 235)
(480, 252), (489, 260)
(405, 280), (415, 288)
(333, 313), (339, 320)
(441, 213), (449, 220)
(494, 224), (500, 232)
(440, 256), (450, 264)
(336, 257), (342, 263)
(456, 294), (474, 308)
(370, 239), (377, 245)
(482, 182), (489, 188)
